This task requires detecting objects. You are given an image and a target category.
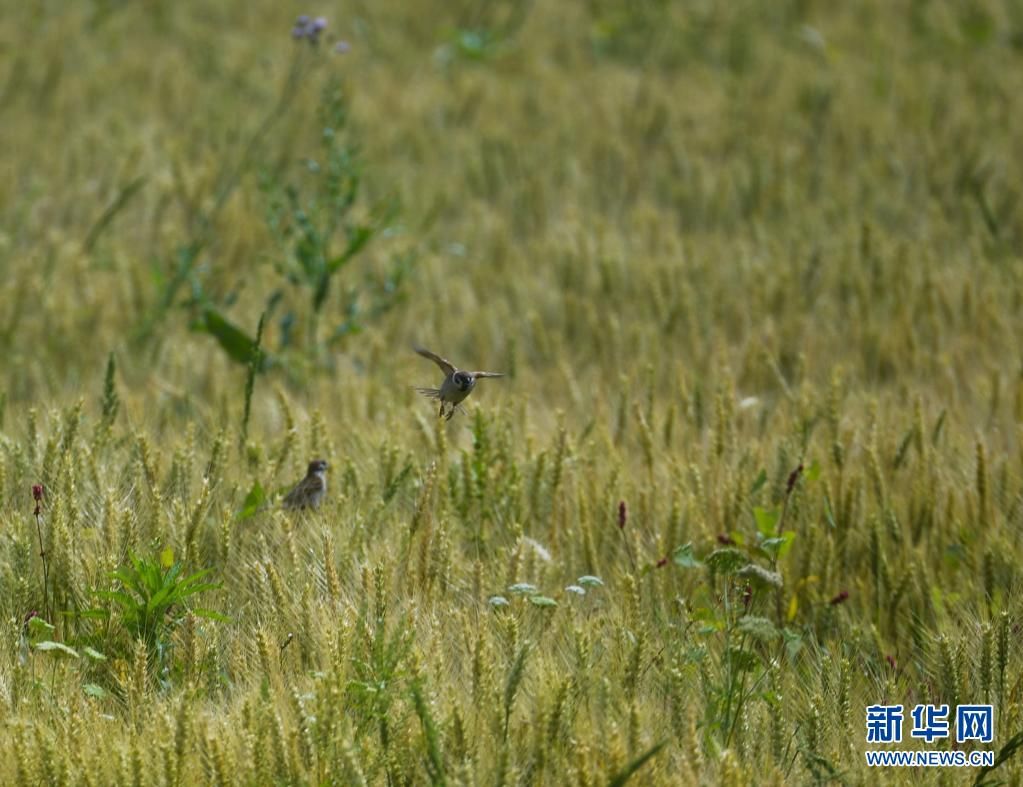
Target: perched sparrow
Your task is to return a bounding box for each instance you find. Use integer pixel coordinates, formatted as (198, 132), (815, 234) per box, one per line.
(282, 459), (329, 510)
(414, 346), (504, 420)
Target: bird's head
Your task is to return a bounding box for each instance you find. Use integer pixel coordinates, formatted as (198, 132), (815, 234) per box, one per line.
(307, 459), (329, 476)
(453, 371), (474, 391)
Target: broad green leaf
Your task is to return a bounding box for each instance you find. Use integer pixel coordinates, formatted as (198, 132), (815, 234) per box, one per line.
(782, 627), (804, 659)
(34, 640), (79, 658)
(673, 543), (703, 568)
(191, 608), (232, 623)
(753, 506), (779, 536)
(27, 617), (55, 636)
(759, 531), (796, 559)
(162, 562), (184, 588)
(749, 469), (768, 496)
(74, 609), (110, 620)
(192, 308), (269, 369)
(95, 590), (139, 612)
(83, 683), (109, 699)
(689, 606), (720, 624)
(147, 583), (175, 614)
(236, 480), (267, 521)
(805, 459), (822, 482)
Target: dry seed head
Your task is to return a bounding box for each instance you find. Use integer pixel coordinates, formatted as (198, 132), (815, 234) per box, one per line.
(323, 532), (341, 603)
(264, 561), (289, 611)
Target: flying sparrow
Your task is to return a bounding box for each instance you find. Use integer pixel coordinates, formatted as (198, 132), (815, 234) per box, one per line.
(414, 346), (504, 420)
(282, 459), (329, 510)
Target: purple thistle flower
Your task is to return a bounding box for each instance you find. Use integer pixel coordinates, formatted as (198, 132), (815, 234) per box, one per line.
(292, 14), (327, 43)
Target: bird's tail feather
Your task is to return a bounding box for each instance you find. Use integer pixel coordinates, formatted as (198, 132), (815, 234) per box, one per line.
(415, 387), (442, 400)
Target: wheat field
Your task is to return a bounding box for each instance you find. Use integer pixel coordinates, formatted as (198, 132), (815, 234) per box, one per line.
(1, 1), (1023, 785)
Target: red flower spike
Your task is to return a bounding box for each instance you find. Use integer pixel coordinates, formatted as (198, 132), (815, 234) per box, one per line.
(829, 590), (850, 605)
(786, 464), (804, 495)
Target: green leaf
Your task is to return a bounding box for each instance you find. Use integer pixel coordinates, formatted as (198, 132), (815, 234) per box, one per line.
(607, 741), (667, 787)
(672, 542), (703, 568)
(782, 627), (804, 659)
(27, 617), (55, 637)
(528, 596), (558, 608)
(235, 480), (267, 521)
(83, 175), (148, 254)
(34, 640), (79, 658)
(704, 548), (748, 575)
(327, 224), (374, 273)
(805, 459), (822, 482)
(759, 531), (796, 559)
(191, 608), (232, 623)
(95, 590), (139, 612)
(410, 680), (446, 786)
(749, 469), (768, 496)
(753, 506), (779, 536)
(176, 582), (222, 599)
(146, 583), (175, 615)
(73, 608), (111, 620)
(83, 683), (109, 699)
(974, 727), (1023, 786)
(192, 308), (270, 369)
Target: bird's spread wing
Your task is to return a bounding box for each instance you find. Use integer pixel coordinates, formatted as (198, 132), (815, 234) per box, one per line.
(415, 387), (443, 400)
(414, 346), (456, 376)
(469, 371), (504, 378)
